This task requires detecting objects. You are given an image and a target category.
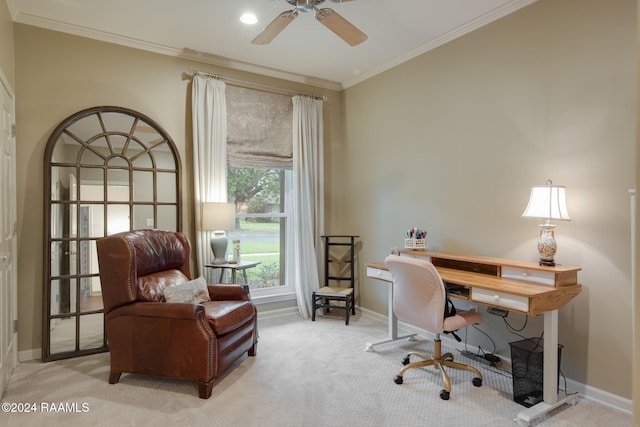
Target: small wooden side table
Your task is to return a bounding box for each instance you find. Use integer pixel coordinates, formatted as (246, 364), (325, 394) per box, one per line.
(205, 261), (261, 285)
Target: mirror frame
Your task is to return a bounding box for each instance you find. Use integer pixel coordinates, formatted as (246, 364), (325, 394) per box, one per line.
(42, 106), (182, 361)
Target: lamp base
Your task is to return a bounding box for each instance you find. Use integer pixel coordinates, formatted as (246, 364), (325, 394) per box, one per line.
(210, 231), (228, 265)
(537, 224), (557, 267)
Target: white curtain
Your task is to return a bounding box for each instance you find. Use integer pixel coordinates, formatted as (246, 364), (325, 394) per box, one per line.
(191, 75), (227, 281)
(287, 96), (325, 319)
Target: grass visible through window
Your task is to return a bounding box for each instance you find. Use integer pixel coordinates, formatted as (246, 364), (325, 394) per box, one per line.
(226, 219), (282, 289)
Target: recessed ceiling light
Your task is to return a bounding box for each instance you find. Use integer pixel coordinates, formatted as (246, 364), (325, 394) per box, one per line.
(240, 12), (258, 25)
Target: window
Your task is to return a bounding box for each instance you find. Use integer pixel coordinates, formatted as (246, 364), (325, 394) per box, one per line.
(226, 167), (290, 294)
(225, 85), (293, 297)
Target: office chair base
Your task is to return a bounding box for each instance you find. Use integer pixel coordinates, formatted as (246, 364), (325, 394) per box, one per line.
(393, 339), (483, 400)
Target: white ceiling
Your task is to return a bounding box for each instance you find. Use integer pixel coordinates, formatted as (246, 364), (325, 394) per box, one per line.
(7, 0), (537, 90)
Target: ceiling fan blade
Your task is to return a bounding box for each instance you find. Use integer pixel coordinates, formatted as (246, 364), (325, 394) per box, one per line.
(252, 10), (298, 45)
(316, 8), (367, 46)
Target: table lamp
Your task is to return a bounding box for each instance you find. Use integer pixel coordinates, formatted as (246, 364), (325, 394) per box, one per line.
(521, 180), (570, 266)
(201, 202), (236, 265)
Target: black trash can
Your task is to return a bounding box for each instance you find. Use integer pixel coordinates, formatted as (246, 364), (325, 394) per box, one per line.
(509, 337), (562, 407)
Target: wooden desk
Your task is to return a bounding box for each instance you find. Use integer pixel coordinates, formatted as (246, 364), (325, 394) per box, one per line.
(366, 250), (582, 426)
(205, 261), (261, 284)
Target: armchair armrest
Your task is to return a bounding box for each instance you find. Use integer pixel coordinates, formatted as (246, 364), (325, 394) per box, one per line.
(207, 284), (251, 301)
(107, 302), (205, 320)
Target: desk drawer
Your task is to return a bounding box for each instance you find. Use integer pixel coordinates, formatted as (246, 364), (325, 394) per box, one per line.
(472, 288), (529, 312)
(367, 266), (392, 282)
(502, 267), (555, 286)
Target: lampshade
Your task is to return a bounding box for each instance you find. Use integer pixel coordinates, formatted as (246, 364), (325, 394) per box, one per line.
(521, 181), (570, 222)
(201, 202), (236, 231)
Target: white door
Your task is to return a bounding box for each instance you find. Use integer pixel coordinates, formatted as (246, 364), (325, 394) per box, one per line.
(0, 72), (17, 398)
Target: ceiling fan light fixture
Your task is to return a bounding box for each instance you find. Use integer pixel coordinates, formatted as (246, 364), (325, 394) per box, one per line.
(255, 0), (365, 46)
(286, 0), (325, 13)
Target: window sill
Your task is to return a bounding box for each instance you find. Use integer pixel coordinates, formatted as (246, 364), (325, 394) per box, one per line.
(251, 290), (296, 305)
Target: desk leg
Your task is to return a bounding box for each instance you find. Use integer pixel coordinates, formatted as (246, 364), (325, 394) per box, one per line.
(514, 309), (579, 426)
(544, 309), (559, 404)
(231, 269), (237, 284)
(365, 282), (416, 352)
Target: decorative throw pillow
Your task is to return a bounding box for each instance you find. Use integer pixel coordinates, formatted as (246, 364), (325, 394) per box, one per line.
(164, 276), (211, 304)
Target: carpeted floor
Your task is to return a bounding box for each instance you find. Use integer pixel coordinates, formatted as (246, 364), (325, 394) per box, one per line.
(1, 312), (632, 426)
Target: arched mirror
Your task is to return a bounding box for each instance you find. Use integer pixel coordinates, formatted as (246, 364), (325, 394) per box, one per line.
(43, 106), (182, 361)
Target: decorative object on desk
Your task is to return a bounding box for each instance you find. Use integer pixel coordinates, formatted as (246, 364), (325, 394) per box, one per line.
(232, 240), (241, 264)
(404, 227), (426, 249)
(201, 202), (236, 265)
(521, 180), (570, 266)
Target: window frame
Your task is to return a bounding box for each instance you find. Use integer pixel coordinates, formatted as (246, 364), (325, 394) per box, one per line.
(226, 168), (294, 300)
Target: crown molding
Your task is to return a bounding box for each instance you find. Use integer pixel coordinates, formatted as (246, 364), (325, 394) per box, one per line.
(5, 0), (18, 20)
(342, 0), (538, 89)
(180, 48), (343, 91)
(12, 12), (344, 92)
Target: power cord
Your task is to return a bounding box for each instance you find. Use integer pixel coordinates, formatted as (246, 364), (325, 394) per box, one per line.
(461, 322), (501, 365)
(559, 368), (579, 396)
(503, 313), (528, 334)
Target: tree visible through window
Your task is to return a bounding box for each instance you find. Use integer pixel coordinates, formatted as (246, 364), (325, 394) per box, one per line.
(227, 166), (286, 290)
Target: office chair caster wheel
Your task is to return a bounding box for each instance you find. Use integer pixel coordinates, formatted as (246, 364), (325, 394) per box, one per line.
(439, 390), (450, 400)
(472, 377), (482, 387)
(401, 357), (410, 366)
(394, 375), (403, 385)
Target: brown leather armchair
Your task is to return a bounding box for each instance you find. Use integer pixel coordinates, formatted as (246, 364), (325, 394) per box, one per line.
(96, 229), (258, 399)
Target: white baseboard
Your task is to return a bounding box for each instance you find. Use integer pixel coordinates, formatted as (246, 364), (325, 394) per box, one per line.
(564, 378), (632, 415)
(18, 348), (41, 362)
(358, 307), (632, 415)
(257, 306), (299, 320)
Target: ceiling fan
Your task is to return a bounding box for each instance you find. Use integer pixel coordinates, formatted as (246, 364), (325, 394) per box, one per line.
(252, 0), (367, 46)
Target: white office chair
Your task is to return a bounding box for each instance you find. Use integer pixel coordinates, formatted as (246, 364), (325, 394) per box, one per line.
(385, 255), (484, 400)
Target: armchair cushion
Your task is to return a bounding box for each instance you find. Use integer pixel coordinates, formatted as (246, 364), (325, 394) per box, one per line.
(203, 300), (256, 335)
(165, 276), (211, 304)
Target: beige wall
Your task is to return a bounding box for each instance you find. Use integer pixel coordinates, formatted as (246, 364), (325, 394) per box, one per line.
(342, 0), (635, 399)
(0, 0), (14, 86)
(13, 25), (341, 355)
